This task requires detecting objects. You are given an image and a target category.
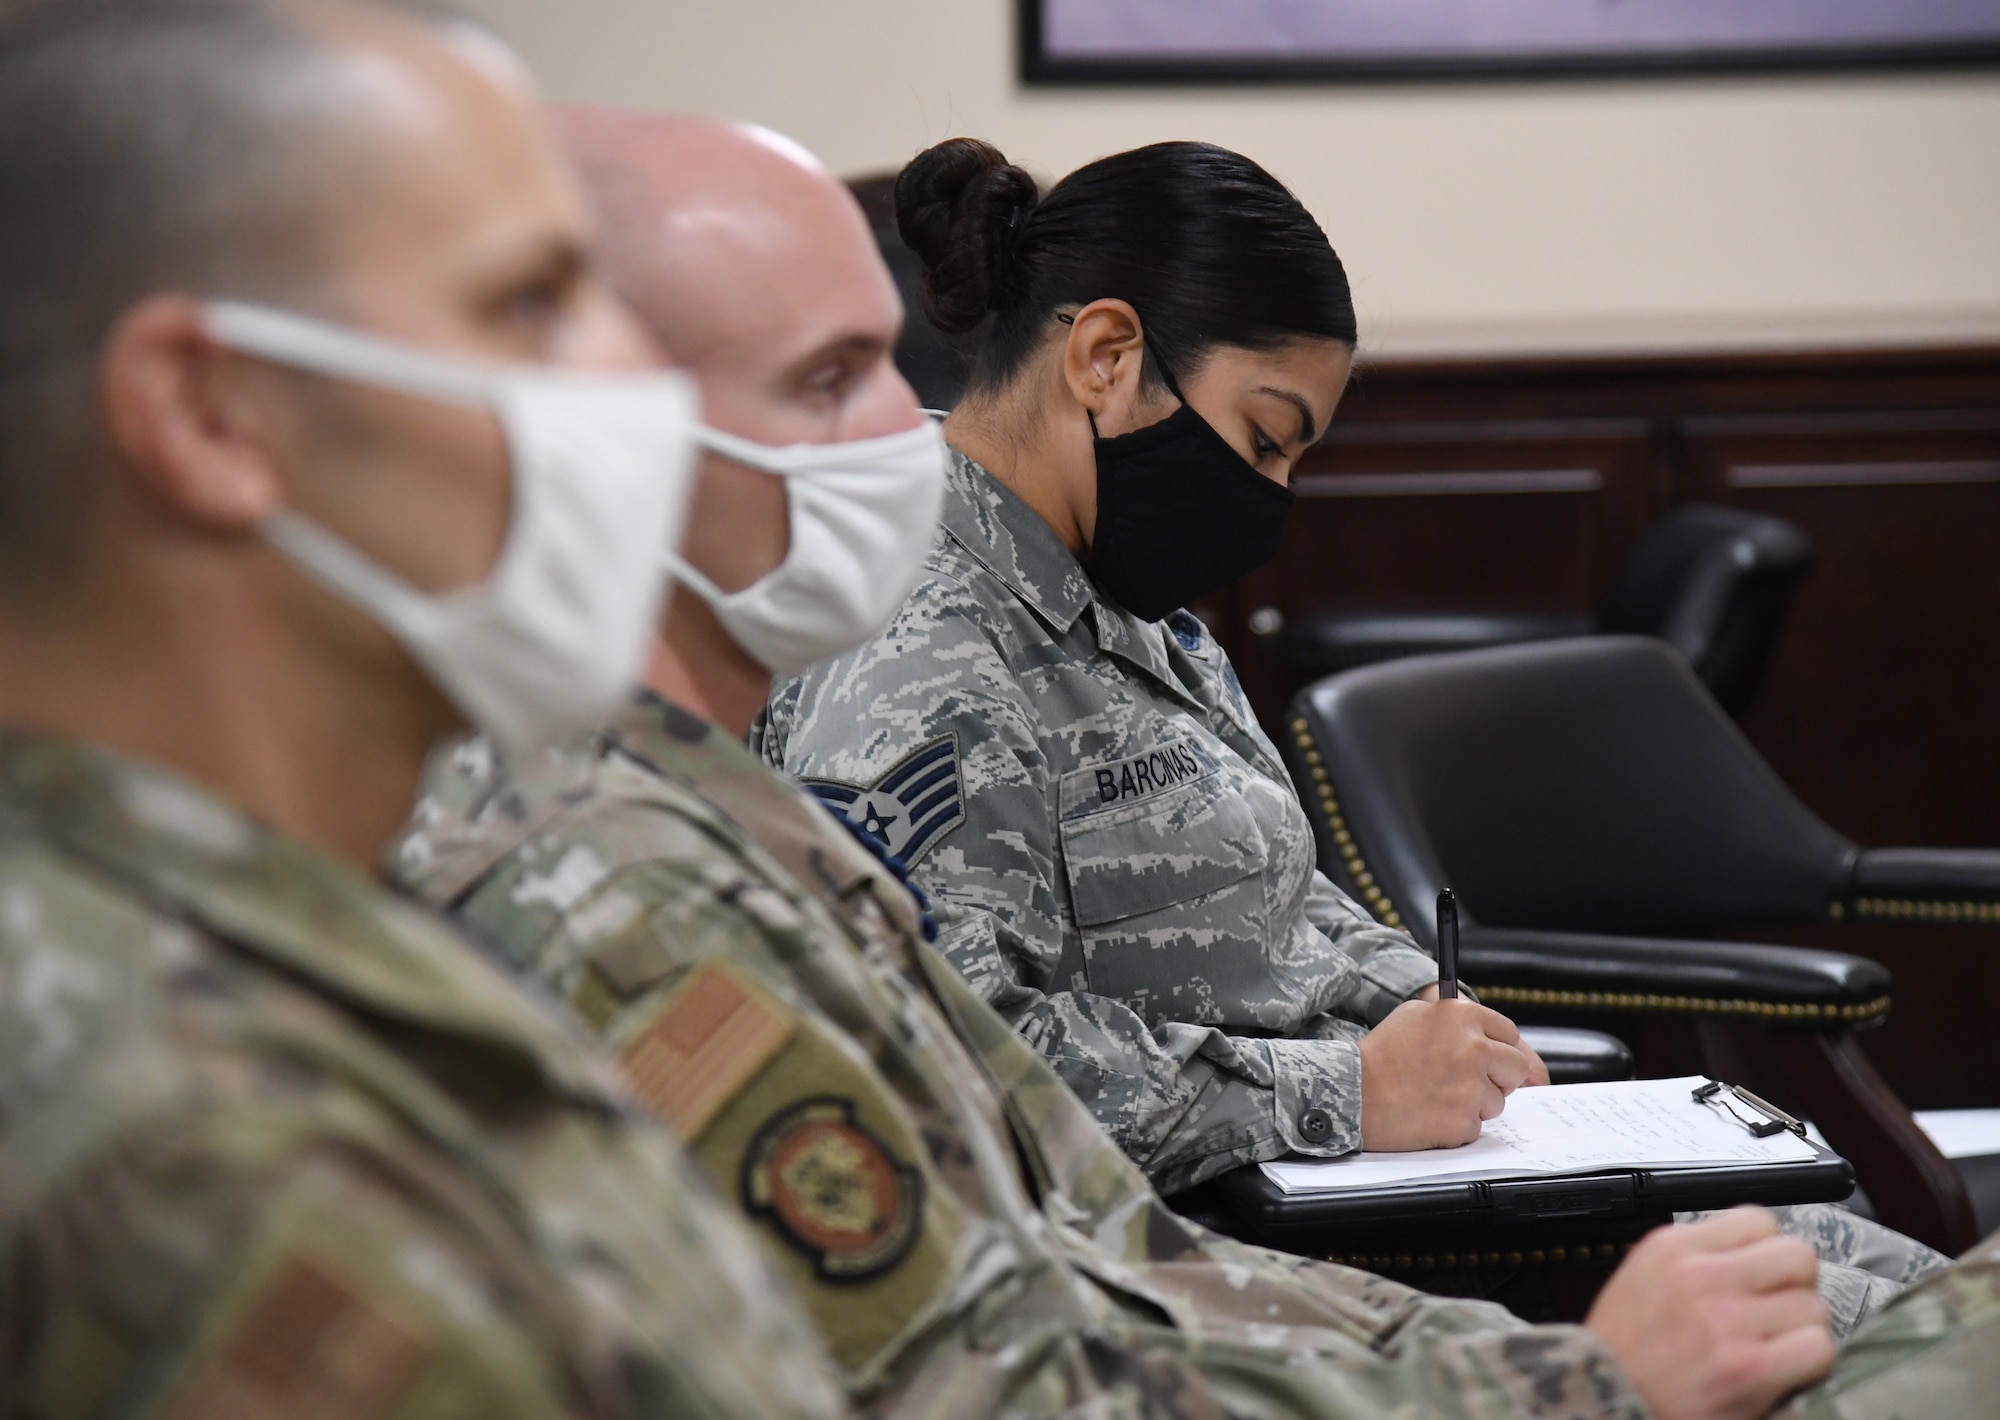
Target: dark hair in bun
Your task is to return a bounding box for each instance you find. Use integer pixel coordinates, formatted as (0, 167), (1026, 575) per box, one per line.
(894, 136), (1355, 398)
(895, 137), (1038, 336)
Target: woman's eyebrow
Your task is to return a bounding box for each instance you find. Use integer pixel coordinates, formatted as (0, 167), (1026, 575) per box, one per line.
(1255, 387), (1315, 445)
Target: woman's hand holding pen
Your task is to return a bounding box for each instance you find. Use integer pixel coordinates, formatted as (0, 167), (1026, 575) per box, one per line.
(1356, 998), (1549, 1151)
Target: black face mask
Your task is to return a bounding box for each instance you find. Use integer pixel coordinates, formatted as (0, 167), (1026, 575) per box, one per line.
(1082, 346), (1297, 623)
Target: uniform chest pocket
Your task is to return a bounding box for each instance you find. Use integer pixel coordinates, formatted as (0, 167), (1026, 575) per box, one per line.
(1057, 742), (1266, 928)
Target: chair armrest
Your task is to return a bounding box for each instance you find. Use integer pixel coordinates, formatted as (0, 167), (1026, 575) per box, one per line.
(1850, 848), (2000, 924)
(1518, 1026), (1634, 1084)
(1262, 610), (1589, 674)
(1460, 925), (1892, 1027)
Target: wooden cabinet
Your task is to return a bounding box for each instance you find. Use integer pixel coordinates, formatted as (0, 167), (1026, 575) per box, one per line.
(1212, 417), (1656, 727)
(1681, 410), (2000, 848)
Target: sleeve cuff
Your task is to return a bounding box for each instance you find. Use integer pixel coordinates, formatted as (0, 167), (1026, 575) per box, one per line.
(1266, 1037), (1363, 1157)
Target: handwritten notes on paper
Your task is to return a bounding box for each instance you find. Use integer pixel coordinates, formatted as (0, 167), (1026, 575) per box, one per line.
(1262, 1076), (1819, 1195)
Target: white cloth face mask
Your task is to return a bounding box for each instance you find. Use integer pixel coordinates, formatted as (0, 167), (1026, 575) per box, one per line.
(202, 300), (699, 749)
(668, 418), (949, 675)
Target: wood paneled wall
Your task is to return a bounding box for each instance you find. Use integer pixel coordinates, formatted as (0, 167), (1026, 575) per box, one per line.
(1200, 348), (2000, 1108)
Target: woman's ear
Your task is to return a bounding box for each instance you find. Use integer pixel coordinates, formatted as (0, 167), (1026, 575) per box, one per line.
(1059, 299), (1154, 435)
(100, 296), (289, 533)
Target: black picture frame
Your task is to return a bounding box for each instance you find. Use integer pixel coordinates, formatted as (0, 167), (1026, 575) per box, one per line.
(1019, 1), (2000, 86)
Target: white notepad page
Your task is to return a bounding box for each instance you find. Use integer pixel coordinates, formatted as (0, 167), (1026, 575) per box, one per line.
(1261, 1076), (1819, 1196)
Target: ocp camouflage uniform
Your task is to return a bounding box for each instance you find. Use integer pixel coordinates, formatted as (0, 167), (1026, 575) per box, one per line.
(757, 447), (1439, 1194)
(0, 732), (844, 1420)
(396, 694), (1644, 1416)
(393, 690), (1994, 1418)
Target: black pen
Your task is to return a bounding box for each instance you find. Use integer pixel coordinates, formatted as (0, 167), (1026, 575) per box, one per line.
(1435, 888), (1459, 1000)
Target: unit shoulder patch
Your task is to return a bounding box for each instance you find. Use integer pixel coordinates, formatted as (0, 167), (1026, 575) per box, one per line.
(803, 735), (964, 868)
(620, 963), (796, 1139)
(741, 1097), (924, 1282)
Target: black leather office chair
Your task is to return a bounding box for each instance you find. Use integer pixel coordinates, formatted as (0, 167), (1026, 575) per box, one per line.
(1517, 1026), (1633, 1085)
(1261, 504), (1813, 716)
(1282, 636), (1998, 1252)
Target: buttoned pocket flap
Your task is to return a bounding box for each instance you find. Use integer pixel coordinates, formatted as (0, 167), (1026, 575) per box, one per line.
(1058, 742), (1264, 927)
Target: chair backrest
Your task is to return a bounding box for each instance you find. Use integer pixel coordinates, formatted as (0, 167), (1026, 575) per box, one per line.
(1285, 637), (1856, 944)
(1595, 503), (1814, 715)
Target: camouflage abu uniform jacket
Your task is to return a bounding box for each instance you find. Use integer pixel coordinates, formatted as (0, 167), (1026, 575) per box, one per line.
(396, 692), (1660, 1418)
(0, 732), (842, 1420)
(756, 447), (1438, 1192)
(753, 453), (1948, 1333)
(395, 695), (2000, 1418)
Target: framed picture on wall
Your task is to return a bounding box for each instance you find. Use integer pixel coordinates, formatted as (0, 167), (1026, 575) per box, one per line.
(1021, 1), (2000, 84)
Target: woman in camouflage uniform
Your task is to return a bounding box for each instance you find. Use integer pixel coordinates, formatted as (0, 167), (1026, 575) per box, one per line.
(763, 137), (1544, 1194)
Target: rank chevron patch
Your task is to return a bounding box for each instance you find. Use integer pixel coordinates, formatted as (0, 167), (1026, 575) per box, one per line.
(805, 735), (964, 867)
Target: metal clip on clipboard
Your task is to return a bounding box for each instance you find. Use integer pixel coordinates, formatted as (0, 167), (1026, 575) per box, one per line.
(1692, 1080), (1809, 1139)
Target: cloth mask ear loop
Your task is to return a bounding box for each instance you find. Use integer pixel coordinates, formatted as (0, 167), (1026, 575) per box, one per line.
(203, 300), (501, 409)
(661, 479), (802, 611)
(204, 299), (514, 638)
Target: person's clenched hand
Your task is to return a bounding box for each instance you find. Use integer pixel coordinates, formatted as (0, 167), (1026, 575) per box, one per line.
(1356, 997), (1541, 1151)
(1586, 1207), (1835, 1420)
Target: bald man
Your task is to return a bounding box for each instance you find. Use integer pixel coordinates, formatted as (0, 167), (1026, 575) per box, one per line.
(579, 111), (926, 736)
(0, 6), (842, 1415)
(393, 108), (2000, 1420)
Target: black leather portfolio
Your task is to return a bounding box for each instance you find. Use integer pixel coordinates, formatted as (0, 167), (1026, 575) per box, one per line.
(1188, 1136), (1853, 1254)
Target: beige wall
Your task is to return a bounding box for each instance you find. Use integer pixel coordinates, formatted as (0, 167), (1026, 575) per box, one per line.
(462, 0), (2000, 360)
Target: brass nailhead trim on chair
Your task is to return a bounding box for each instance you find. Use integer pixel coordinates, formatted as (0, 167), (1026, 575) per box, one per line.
(1282, 717), (1904, 1015)
(1292, 717), (1403, 930)
(1851, 897), (2000, 925)
(1470, 984), (1893, 1025)
(1323, 1241), (1630, 1272)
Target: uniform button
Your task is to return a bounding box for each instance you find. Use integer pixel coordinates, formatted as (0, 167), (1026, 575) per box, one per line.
(1298, 1107), (1334, 1144)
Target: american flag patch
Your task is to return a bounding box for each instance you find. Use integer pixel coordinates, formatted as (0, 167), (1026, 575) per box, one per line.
(620, 963), (795, 1139)
(161, 1255), (431, 1420)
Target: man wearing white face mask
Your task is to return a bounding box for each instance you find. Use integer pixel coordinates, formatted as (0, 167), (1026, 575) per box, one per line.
(391, 110), (984, 1397)
(389, 108), (2000, 1420)
(0, 3), (847, 1415)
(588, 120), (946, 734)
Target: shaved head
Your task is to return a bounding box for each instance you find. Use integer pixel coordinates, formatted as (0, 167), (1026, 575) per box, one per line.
(556, 108), (905, 417)
(0, 0), (502, 600)
(554, 106), (923, 735)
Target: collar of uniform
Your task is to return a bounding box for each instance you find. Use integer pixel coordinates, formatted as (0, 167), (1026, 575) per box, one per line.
(604, 686), (720, 777)
(943, 447), (1214, 712)
(608, 690), (930, 946)
(0, 730), (628, 1113)
(391, 730), (600, 909)
(939, 446), (1095, 635)
(607, 690), (802, 830)
(1086, 597), (1178, 690)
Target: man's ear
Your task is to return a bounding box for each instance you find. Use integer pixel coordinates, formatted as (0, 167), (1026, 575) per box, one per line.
(99, 296), (288, 532)
(1059, 299), (1148, 429)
